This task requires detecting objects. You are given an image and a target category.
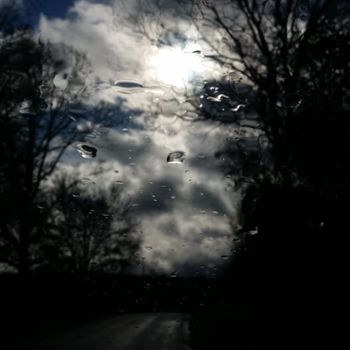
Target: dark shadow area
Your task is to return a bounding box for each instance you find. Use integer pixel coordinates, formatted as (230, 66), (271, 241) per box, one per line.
(186, 0), (350, 348)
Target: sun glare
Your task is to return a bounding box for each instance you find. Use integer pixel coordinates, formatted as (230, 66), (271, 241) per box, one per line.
(151, 46), (203, 87)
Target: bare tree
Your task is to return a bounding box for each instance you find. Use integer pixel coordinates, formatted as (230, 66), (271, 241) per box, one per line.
(0, 29), (91, 274)
(190, 0), (350, 186)
(39, 173), (141, 275)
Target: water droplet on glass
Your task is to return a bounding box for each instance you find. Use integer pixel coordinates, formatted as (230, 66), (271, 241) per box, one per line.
(285, 94), (302, 109)
(199, 210), (206, 214)
(171, 195), (176, 200)
(75, 143), (97, 158)
(221, 255), (229, 260)
(19, 100), (35, 115)
(197, 154), (206, 159)
(230, 104), (246, 112)
(122, 127), (129, 132)
(53, 73), (69, 90)
(145, 246), (152, 251)
(167, 151), (185, 164)
(72, 192), (80, 198)
(206, 94), (229, 102)
(212, 211), (219, 215)
(113, 80), (144, 93)
(248, 228), (258, 235)
(170, 271), (177, 278)
(76, 121), (94, 132)
(114, 180), (124, 185)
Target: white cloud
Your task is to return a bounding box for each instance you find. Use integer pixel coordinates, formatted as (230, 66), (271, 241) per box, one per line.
(37, 0), (241, 275)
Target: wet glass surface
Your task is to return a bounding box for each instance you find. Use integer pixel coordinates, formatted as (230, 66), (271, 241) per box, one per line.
(1, 1), (350, 349)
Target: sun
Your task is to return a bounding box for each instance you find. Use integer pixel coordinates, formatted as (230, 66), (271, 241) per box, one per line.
(150, 45), (204, 87)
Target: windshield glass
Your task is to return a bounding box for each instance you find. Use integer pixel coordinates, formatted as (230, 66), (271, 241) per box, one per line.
(1, 1), (349, 349)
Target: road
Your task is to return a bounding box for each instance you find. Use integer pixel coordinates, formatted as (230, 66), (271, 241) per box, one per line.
(8, 313), (191, 350)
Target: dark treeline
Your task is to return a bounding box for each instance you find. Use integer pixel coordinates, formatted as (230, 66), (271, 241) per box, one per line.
(0, 13), (141, 276)
(0, 9), (143, 346)
(187, 0), (350, 348)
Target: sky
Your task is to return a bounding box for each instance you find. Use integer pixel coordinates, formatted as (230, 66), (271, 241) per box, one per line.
(4, 0), (254, 276)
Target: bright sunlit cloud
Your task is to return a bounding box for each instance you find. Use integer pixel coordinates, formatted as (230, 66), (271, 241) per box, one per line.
(150, 45), (204, 87)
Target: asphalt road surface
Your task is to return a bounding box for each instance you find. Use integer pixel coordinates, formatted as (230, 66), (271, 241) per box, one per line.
(8, 313), (191, 350)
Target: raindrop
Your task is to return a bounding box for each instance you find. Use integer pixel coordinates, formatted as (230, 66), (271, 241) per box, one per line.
(76, 121), (94, 132)
(200, 192), (204, 196)
(171, 195), (176, 200)
(113, 80), (144, 93)
(114, 181), (124, 185)
(75, 143), (97, 158)
(145, 246), (153, 251)
(199, 210), (206, 214)
(72, 192), (80, 198)
(197, 154), (206, 159)
(19, 100), (35, 115)
(167, 151), (185, 164)
(221, 255), (229, 260)
(207, 94), (229, 102)
(248, 228), (258, 235)
(170, 271), (177, 278)
(285, 94), (302, 109)
(230, 104), (246, 112)
(53, 73), (69, 90)
(212, 211), (219, 215)
(122, 127), (129, 132)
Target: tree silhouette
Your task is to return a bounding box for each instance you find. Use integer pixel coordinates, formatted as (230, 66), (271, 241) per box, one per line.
(186, 1), (350, 346)
(192, 0), (350, 188)
(37, 172), (141, 275)
(0, 28), (90, 274)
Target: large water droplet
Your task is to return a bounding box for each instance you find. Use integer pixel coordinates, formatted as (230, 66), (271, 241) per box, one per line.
(113, 80), (144, 93)
(167, 151), (185, 164)
(75, 143), (97, 158)
(53, 73), (69, 90)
